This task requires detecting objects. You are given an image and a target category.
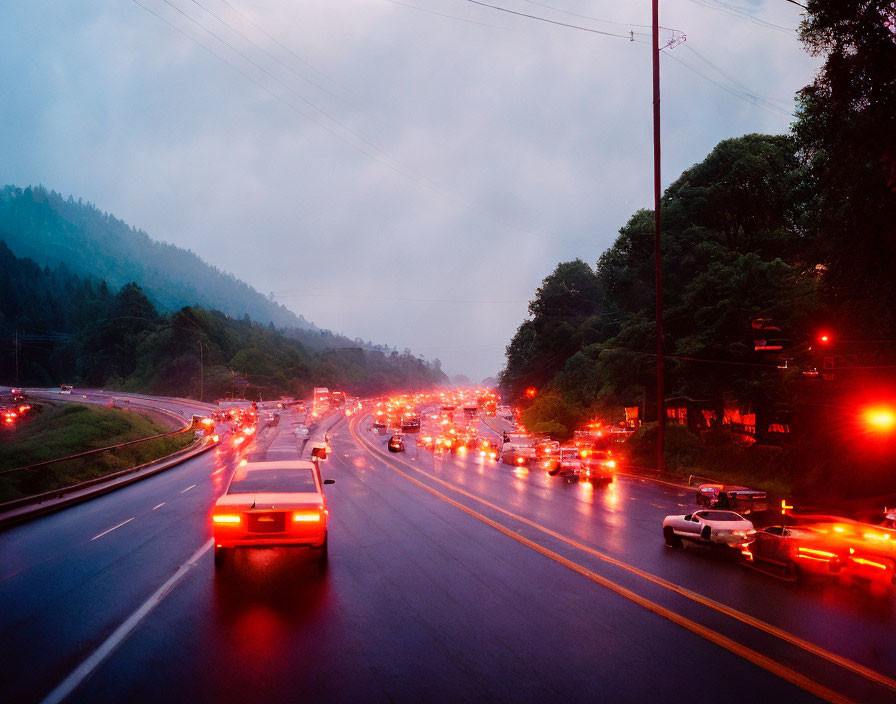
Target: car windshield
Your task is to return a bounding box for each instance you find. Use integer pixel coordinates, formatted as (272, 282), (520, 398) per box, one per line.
(700, 511), (743, 521)
(228, 468), (317, 494)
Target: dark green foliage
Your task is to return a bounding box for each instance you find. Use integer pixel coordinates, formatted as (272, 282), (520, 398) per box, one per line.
(0, 245), (447, 396)
(0, 185), (373, 353)
(0, 402), (194, 502)
(519, 392), (583, 439)
(793, 1), (896, 338)
(500, 134), (814, 426)
(625, 423), (703, 473)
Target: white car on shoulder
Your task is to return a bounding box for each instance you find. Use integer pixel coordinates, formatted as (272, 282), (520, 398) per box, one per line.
(663, 509), (756, 548)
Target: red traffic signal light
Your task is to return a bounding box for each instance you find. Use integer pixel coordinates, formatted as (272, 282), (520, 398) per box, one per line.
(864, 406), (896, 432)
(525, 387), (537, 398)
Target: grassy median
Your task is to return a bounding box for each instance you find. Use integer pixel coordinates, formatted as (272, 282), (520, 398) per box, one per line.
(0, 402), (194, 504)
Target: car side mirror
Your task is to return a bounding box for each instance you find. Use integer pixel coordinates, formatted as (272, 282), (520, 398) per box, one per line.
(323, 478), (335, 485)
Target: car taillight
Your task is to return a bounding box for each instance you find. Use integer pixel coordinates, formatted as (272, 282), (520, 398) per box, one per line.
(796, 547), (838, 562)
(293, 510), (322, 522)
(213, 514), (241, 524)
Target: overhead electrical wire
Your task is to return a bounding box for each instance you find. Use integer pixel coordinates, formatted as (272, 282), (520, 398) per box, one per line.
(454, 0), (787, 114)
(214, 0), (354, 101)
(131, 0), (589, 247)
(129, 0), (794, 255)
(684, 0), (797, 35)
(382, 0), (506, 28)
(662, 48), (794, 117)
(457, 0), (642, 40)
(519, 0), (654, 29)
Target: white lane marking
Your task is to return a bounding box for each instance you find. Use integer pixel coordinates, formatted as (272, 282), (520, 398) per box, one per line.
(151, 503), (165, 511)
(41, 539), (213, 704)
(90, 518), (135, 542)
(180, 484), (196, 494)
(210, 467), (224, 476)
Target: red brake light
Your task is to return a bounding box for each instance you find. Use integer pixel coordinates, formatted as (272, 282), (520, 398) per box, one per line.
(293, 510), (322, 522)
(213, 514), (241, 524)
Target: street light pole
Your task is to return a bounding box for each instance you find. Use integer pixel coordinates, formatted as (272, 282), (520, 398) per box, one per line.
(198, 340), (203, 403)
(652, 0), (665, 473)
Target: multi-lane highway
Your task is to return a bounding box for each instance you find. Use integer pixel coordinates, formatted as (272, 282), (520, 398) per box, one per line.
(1, 395), (895, 703)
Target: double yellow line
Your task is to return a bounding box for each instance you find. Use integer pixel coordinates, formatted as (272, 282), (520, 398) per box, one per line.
(350, 416), (894, 704)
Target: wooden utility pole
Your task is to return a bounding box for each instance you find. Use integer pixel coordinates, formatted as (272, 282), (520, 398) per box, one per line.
(652, 0), (665, 473)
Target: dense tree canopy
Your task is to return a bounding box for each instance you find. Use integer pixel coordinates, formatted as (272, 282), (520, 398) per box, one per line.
(0, 244), (447, 397)
(793, 0), (896, 337)
(500, 134), (816, 431)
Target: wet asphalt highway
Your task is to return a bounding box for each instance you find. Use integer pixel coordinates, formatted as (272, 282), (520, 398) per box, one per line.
(1, 401), (894, 703)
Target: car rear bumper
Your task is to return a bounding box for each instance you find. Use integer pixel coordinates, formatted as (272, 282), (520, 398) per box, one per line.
(215, 531), (327, 549)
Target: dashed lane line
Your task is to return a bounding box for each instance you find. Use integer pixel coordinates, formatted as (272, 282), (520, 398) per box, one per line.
(89, 518), (134, 542)
(350, 415), (896, 699)
(40, 539), (213, 704)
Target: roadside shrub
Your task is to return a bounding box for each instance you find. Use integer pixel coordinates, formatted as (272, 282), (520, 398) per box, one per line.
(624, 422), (702, 471)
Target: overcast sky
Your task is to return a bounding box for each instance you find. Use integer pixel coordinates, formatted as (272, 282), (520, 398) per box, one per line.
(0, 0), (820, 381)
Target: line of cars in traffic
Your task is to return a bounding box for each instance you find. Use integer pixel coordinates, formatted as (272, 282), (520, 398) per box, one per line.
(1, 388), (32, 426)
(372, 391), (620, 486)
(210, 395), (337, 571)
(498, 430), (618, 484)
(663, 485), (896, 597)
(370, 389), (896, 598)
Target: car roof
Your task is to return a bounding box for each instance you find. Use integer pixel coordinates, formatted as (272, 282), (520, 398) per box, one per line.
(239, 460), (317, 472)
(697, 510), (746, 519)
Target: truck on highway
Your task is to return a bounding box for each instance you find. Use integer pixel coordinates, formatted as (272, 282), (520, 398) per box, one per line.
(312, 387), (329, 416)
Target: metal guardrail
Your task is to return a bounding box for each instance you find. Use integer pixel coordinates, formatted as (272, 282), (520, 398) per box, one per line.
(0, 425), (192, 477)
(0, 421), (200, 509)
(0, 435), (206, 514)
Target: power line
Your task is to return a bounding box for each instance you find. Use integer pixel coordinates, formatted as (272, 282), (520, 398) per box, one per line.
(382, 0), (506, 28)
(456, 0), (641, 40)
(680, 44), (794, 113)
(131, 0), (599, 249)
(214, 0), (354, 101)
(662, 48), (794, 117)
(519, 0), (654, 29)
(684, 0), (796, 35)
(188, 0), (349, 105)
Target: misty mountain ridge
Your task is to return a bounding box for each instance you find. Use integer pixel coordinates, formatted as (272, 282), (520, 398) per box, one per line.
(0, 184), (349, 346)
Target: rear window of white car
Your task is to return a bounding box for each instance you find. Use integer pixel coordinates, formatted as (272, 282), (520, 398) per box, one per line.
(699, 511), (743, 521)
(228, 468), (317, 494)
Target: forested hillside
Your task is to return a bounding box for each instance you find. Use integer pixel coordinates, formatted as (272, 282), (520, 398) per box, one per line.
(0, 185), (322, 336)
(0, 243), (447, 397)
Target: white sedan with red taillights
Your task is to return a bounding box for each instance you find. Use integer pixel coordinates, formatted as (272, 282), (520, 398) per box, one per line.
(663, 510), (756, 549)
(212, 460), (334, 569)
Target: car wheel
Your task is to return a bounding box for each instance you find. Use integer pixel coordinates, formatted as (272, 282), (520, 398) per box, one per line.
(214, 547), (231, 569)
(784, 561), (799, 582)
(664, 526), (682, 548)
